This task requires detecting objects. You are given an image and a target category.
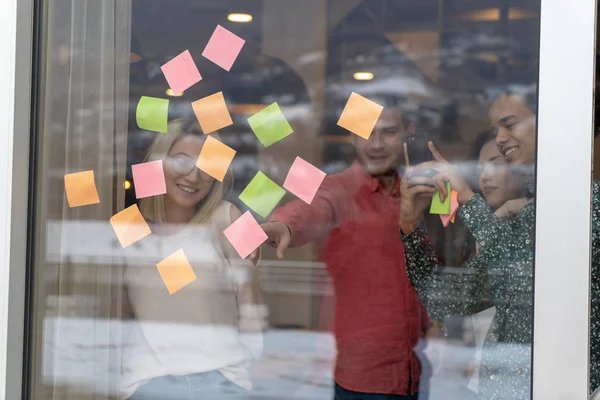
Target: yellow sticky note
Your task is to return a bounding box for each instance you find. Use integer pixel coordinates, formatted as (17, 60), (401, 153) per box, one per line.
(196, 136), (236, 181)
(64, 170), (100, 208)
(109, 204), (151, 248)
(192, 91), (233, 134)
(156, 249), (197, 295)
(337, 92), (384, 139)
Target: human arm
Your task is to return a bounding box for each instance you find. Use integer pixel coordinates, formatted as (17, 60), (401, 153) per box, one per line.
(264, 176), (341, 259)
(400, 154), (493, 319)
(403, 227), (494, 320)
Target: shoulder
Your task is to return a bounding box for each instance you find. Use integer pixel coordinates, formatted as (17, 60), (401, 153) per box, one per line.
(228, 202), (243, 222)
(210, 200), (238, 227)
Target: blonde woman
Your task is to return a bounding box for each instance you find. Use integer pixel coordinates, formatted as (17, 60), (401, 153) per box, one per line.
(121, 118), (265, 400)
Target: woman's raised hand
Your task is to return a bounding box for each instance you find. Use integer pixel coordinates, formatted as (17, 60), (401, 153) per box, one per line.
(412, 142), (475, 205)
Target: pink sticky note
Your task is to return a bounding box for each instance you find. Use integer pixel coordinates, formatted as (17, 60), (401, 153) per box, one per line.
(132, 160), (167, 199)
(283, 157), (326, 204)
(440, 191), (459, 227)
(223, 211), (268, 259)
(161, 50), (202, 94)
(202, 25), (245, 71)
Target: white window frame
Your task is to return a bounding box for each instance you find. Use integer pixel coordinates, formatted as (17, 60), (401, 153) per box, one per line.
(0, 0), (33, 398)
(534, 0), (596, 398)
(0, 0), (595, 398)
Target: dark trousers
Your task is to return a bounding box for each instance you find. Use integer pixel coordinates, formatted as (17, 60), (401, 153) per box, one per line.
(334, 382), (419, 400)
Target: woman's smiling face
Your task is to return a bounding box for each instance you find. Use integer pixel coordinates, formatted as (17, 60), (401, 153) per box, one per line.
(478, 140), (524, 209)
(490, 94), (537, 166)
(163, 135), (214, 211)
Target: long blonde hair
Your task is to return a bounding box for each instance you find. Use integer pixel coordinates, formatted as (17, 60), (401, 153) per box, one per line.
(138, 118), (233, 224)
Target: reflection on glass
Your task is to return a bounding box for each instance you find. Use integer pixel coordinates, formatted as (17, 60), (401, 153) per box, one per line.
(29, 0), (569, 399)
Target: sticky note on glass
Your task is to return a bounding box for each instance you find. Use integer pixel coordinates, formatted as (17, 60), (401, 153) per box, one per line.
(247, 103), (293, 147)
(161, 50), (202, 94)
(337, 92), (384, 139)
(64, 170), (100, 208)
(196, 136), (236, 181)
(430, 182), (452, 215)
(224, 211), (268, 259)
(283, 157), (326, 204)
(192, 91), (233, 134)
(110, 204), (151, 248)
(156, 249), (197, 295)
(239, 171), (286, 218)
(440, 190), (459, 227)
(136, 96), (169, 133)
(132, 160), (166, 199)
(202, 25), (245, 71)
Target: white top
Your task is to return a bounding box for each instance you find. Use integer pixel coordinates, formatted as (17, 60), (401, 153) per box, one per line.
(120, 202), (266, 399)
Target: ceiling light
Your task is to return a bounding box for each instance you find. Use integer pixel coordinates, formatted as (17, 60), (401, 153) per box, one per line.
(353, 72), (374, 81)
(227, 13), (253, 23)
(165, 88), (184, 97)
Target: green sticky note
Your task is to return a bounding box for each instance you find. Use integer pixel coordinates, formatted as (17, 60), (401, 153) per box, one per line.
(247, 102), (293, 147)
(239, 171), (286, 218)
(136, 96), (169, 133)
(429, 182), (452, 214)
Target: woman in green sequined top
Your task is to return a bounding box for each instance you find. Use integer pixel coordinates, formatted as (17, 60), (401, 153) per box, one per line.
(399, 93), (600, 398)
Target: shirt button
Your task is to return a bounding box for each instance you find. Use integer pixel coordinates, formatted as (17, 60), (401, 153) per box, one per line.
(490, 375), (496, 380)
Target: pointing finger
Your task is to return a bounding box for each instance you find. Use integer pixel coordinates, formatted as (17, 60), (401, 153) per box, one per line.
(428, 141), (448, 164)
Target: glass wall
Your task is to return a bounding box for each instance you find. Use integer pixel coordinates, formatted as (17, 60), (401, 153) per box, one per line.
(26, 0), (551, 399)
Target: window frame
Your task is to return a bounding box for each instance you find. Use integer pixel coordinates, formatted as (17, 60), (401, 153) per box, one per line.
(533, 0), (596, 397)
(0, 0), (594, 398)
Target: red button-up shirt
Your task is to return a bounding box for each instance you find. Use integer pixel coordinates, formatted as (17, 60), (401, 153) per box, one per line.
(271, 161), (426, 395)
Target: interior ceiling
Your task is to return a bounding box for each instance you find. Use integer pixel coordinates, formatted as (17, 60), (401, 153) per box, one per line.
(132, 0), (539, 63)
(130, 0), (540, 106)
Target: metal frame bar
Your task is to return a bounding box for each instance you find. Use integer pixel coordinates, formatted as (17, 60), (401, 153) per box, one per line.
(533, 0), (596, 398)
(0, 0), (34, 398)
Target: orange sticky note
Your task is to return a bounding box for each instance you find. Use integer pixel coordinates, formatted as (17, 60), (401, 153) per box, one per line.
(109, 204), (151, 248)
(196, 136), (236, 182)
(440, 190), (459, 227)
(192, 92), (233, 134)
(337, 92), (384, 139)
(156, 249), (197, 295)
(64, 170), (100, 208)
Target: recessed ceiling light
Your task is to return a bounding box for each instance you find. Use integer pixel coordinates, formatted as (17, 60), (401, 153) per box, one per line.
(165, 88), (184, 97)
(228, 13), (253, 23)
(353, 72), (374, 81)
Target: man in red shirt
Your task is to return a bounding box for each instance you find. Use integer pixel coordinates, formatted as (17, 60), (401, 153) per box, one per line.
(262, 106), (428, 399)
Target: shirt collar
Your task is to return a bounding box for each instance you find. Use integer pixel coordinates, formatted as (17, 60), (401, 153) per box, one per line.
(351, 160), (401, 194)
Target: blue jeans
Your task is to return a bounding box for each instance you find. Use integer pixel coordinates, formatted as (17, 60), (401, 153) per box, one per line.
(128, 371), (248, 400)
(334, 382), (419, 400)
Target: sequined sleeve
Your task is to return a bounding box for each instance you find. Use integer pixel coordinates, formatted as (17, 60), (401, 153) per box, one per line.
(402, 227), (495, 320)
(401, 227), (440, 297)
(589, 181), (600, 393)
(459, 194), (534, 265)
